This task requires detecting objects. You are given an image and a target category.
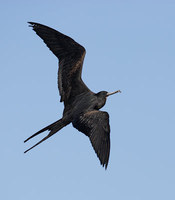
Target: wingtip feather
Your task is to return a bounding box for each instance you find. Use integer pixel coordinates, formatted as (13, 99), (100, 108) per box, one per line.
(28, 21), (34, 27)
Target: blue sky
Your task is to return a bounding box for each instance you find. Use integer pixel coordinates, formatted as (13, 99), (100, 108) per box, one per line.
(1, 1), (175, 199)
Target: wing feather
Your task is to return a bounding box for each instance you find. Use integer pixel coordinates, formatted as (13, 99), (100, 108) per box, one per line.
(72, 110), (110, 169)
(28, 22), (90, 104)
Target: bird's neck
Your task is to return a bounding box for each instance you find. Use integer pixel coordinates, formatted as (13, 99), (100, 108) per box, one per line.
(95, 96), (106, 110)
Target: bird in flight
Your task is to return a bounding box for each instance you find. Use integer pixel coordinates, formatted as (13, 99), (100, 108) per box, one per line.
(24, 22), (121, 169)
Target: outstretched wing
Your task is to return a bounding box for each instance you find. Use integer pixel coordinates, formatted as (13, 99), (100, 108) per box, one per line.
(73, 110), (110, 169)
(28, 22), (90, 104)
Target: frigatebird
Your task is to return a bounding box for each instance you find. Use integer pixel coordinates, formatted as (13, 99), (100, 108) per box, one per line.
(24, 22), (121, 169)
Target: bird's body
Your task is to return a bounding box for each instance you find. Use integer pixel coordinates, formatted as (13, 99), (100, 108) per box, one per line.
(24, 22), (121, 169)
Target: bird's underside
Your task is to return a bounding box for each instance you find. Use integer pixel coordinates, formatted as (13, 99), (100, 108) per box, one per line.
(24, 22), (115, 169)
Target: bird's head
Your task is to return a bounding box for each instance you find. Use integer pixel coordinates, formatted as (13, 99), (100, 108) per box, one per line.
(97, 90), (121, 98)
(96, 90), (121, 109)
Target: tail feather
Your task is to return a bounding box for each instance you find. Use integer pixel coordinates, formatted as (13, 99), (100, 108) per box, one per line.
(24, 120), (60, 143)
(24, 118), (67, 153)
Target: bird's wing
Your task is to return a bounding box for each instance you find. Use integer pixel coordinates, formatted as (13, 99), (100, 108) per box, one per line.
(28, 22), (90, 104)
(73, 110), (110, 169)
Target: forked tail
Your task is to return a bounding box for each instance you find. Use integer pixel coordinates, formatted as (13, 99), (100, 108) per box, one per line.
(24, 118), (68, 153)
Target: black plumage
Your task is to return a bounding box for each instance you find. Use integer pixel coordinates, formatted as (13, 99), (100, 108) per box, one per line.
(24, 22), (121, 169)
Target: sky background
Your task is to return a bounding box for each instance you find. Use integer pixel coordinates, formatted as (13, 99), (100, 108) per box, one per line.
(1, 1), (175, 199)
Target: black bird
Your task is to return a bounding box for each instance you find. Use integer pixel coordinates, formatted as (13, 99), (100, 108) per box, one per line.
(24, 22), (121, 169)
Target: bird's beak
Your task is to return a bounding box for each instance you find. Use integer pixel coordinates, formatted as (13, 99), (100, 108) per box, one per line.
(106, 90), (121, 97)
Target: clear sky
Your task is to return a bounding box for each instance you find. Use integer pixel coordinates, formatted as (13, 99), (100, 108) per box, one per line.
(1, 1), (175, 200)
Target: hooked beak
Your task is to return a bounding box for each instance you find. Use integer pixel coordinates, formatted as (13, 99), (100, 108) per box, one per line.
(106, 90), (121, 97)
